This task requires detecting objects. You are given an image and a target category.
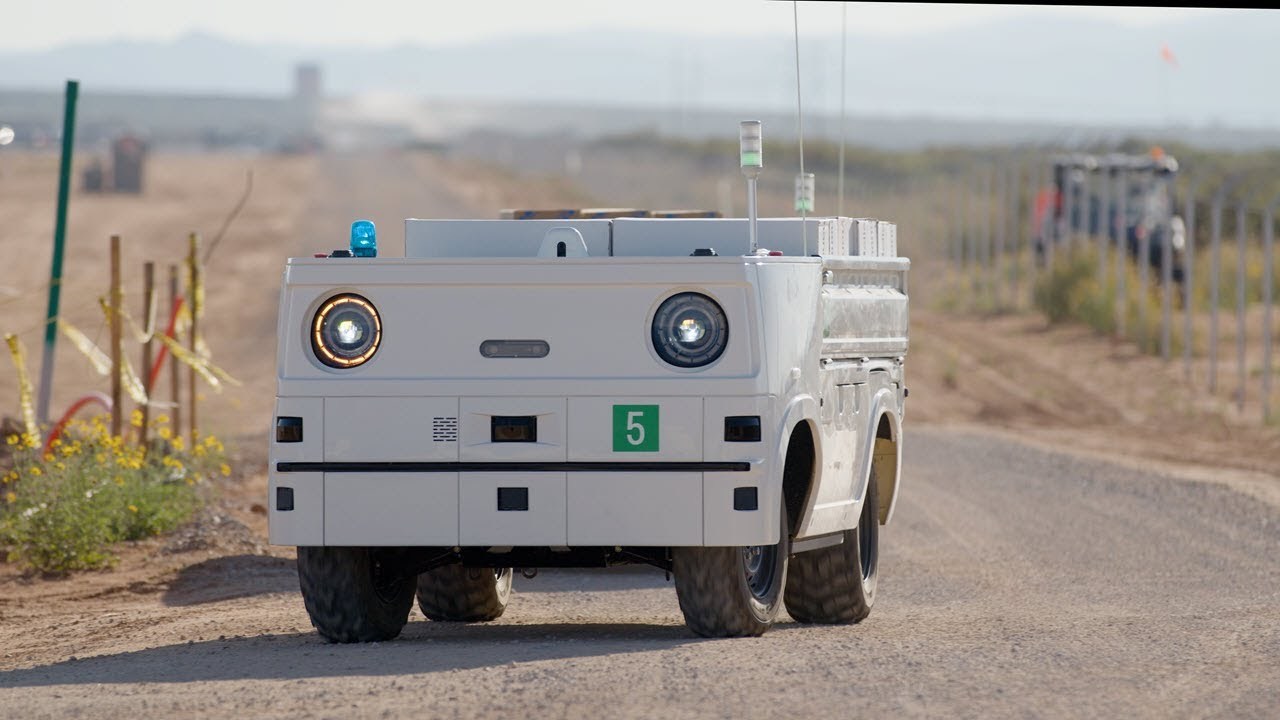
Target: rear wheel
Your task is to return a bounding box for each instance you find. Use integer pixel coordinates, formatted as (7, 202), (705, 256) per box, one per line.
(785, 466), (879, 624)
(673, 508), (789, 637)
(416, 566), (513, 622)
(297, 547), (415, 643)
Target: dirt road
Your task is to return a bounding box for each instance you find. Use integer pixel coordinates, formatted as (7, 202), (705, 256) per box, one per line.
(1, 426), (1278, 718)
(2, 148), (1278, 718)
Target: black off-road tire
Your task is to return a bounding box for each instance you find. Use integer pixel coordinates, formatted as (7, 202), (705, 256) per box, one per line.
(785, 466), (879, 624)
(416, 566), (514, 622)
(673, 510), (789, 637)
(297, 547), (415, 643)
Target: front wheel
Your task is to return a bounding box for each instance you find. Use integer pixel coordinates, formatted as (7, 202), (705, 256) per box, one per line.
(297, 547), (416, 643)
(673, 509), (789, 637)
(784, 465), (879, 624)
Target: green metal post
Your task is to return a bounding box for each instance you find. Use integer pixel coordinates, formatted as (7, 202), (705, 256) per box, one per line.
(36, 79), (79, 426)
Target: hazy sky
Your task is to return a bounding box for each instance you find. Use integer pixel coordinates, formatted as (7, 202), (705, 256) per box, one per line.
(6, 2), (1228, 51)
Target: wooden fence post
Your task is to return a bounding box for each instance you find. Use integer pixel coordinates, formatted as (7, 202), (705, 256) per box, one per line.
(169, 264), (182, 437)
(187, 232), (200, 444)
(109, 235), (122, 438)
(140, 261), (154, 446)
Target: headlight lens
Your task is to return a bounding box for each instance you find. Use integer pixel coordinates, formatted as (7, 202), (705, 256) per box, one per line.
(312, 294), (381, 368)
(652, 292), (728, 368)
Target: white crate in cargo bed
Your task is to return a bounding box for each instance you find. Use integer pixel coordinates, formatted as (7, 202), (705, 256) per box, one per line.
(405, 216), (898, 259)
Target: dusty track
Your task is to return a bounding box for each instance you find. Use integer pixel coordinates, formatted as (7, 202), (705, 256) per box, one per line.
(2, 148), (1278, 718)
(1, 427), (1278, 718)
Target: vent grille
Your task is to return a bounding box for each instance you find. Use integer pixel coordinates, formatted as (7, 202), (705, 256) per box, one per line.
(432, 417), (458, 442)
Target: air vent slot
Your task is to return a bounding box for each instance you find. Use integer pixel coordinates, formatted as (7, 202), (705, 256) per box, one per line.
(432, 417), (459, 442)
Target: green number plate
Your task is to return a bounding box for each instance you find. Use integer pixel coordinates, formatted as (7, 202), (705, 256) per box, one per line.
(612, 405), (659, 452)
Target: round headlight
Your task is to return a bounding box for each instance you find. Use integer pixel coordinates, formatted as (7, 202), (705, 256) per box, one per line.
(651, 292), (728, 368)
(312, 294), (381, 368)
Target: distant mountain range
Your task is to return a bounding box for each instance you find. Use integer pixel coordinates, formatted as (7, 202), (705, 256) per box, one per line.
(3, 10), (1279, 130)
(2, 11), (1278, 151)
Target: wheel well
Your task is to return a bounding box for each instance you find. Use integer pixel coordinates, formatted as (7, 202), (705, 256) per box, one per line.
(782, 421), (816, 535)
(872, 415), (898, 524)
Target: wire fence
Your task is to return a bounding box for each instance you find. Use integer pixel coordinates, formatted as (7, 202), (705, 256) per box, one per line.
(4, 232), (240, 449)
(943, 152), (1279, 425)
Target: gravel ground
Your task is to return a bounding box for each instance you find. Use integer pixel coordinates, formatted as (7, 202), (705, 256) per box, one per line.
(2, 147), (1277, 719)
(1, 426), (1276, 719)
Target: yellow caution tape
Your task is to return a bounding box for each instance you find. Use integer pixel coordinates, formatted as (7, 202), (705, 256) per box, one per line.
(60, 318), (149, 405)
(100, 297), (240, 391)
(155, 332), (241, 390)
(120, 353), (148, 405)
(186, 244), (204, 320)
(144, 291), (157, 342)
(4, 334), (40, 442)
(58, 320), (112, 375)
(172, 299), (191, 336)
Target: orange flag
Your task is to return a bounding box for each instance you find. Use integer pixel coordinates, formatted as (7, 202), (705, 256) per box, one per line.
(1160, 43), (1179, 68)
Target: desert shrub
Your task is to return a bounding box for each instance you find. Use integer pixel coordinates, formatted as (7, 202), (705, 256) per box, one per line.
(0, 413), (227, 574)
(1032, 246), (1181, 355)
(1033, 249), (1114, 330)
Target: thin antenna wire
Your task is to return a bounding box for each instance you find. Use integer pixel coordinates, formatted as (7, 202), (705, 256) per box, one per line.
(793, 1), (807, 254)
(838, 3), (847, 218)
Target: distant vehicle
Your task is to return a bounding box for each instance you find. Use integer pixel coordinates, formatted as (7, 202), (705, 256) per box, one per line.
(1034, 150), (1185, 283)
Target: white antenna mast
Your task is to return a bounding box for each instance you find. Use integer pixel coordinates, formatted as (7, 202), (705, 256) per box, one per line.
(838, 3), (847, 218)
(792, 1), (809, 255)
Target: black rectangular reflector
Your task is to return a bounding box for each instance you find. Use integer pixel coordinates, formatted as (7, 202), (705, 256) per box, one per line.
(276, 487), (295, 512)
(276, 417), (303, 443)
(724, 416), (762, 442)
(733, 487), (758, 511)
(497, 487), (529, 512)
(492, 416), (538, 443)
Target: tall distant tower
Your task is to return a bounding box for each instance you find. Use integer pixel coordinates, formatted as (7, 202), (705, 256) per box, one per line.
(295, 63), (322, 105)
(294, 63), (322, 142)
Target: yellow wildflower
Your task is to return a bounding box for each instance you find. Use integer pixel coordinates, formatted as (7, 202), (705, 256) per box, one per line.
(158, 427), (172, 441)
(4, 491), (15, 504)
(130, 409), (144, 428)
(154, 414), (170, 426)
(29, 467), (42, 477)
(115, 476), (125, 486)
(5, 435), (17, 446)
(128, 504), (138, 513)
(21, 433), (38, 449)
(220, 463), (231, 477)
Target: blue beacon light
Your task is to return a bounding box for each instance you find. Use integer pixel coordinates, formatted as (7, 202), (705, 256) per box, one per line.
(350, 220), (377, 258)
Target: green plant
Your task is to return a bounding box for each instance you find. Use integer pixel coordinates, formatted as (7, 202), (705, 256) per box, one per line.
(1031, 246), (1183, 355)
(0, 413), (225, 574)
